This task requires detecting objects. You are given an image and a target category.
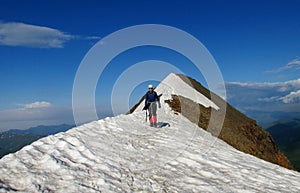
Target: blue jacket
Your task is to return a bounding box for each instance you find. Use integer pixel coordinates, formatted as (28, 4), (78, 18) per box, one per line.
(145, 91), (159, 106)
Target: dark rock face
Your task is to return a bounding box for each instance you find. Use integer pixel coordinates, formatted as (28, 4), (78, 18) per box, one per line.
(164, 74), (294, 170)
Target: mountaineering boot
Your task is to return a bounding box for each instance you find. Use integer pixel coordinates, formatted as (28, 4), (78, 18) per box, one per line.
(153, 116), (157, 127)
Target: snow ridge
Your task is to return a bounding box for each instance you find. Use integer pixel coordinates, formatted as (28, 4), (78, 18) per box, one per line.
(135, 73), (219, 111)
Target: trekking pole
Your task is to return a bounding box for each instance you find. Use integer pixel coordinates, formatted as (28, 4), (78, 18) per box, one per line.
(145, 110), (148, 122)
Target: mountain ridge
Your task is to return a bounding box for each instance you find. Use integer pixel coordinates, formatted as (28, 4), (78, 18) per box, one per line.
(130, 73), (293, 170)
(8, 124), (74, 136)
(1, 73), (299, 192)
(175, 74), (293, 169)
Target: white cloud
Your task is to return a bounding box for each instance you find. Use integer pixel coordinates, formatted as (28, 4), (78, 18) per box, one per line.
(287, 58), (300, 68)
(226, 78), (300, 91)
(0, 22), (74, 48)
(267, 57), (300, 73)
(23, 101), (51, 109)
(258, 96), (280, 102)
(280, 90), (300, 104)
(0, 22), (100, 48)
(254, 89), (300, 104)
(85, 36), (101, 40)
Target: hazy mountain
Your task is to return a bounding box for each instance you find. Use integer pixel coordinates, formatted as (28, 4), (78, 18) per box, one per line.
(245, 110), (300, 128)
(8, 124), (74, 136)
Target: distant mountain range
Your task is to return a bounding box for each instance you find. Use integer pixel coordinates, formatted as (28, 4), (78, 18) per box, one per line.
(8, 124), (75, 136)
(246, 110), (300, 129)
(0, 124), (74, 158)
(267, 118), (300, 171)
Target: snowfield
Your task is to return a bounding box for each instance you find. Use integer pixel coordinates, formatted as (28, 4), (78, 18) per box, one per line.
(1, 73), (300, 192)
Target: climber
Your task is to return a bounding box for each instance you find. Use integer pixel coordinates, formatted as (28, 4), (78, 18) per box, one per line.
(144, 84), (161, 127)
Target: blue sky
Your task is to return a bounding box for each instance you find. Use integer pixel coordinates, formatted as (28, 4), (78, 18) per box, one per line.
(0, 0), (300, 130)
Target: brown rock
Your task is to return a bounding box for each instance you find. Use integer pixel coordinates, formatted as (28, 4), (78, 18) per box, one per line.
(172, 74), (294, 170)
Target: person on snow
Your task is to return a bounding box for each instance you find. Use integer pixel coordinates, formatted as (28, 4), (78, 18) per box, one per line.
(145, 84), (161, 127)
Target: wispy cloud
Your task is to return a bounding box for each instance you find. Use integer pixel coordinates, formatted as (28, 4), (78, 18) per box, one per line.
(258, 96), (281, 103)
(287, 57), (300, 67)
(258, 90), (300, 104)
(22, 101), (51, 109)
(267, 57), (300, 73)
(85, 36), (101, 40)
(0, 22), (101, 48)
(226, 78), (300, 92)
(0, 22), (74, 48)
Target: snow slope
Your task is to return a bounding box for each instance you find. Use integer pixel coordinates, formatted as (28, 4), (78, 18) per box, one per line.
(1, 74), (300, 192)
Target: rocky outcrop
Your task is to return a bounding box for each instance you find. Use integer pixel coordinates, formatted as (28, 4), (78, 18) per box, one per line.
(164, 74), (294, 170)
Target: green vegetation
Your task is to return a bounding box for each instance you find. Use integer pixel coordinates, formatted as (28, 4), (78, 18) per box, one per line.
(282, 142), (300, 171)
(0, 124), (74, 158)
(0, 132), (42, 158)
(267, 119), (300, 171)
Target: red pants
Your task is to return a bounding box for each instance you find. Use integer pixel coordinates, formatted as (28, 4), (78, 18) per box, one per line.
(149, 116), (157, 124)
